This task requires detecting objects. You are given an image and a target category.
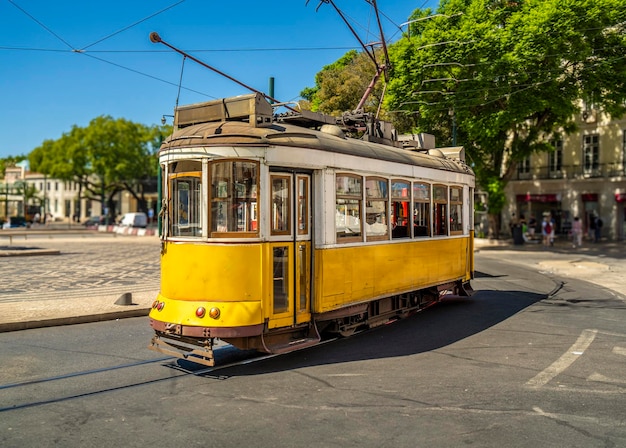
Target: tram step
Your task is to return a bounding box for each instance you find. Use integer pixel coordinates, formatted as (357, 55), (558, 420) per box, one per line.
(266, 337), (321, 355)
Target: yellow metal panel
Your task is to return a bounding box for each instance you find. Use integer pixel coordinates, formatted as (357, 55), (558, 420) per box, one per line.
(161, 242), (263, 302)
(315, 238), (470, 313)
(149, 293), (263, 327)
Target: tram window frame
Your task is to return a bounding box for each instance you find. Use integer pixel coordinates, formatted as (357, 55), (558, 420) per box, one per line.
(413, 182), (431, 237)
(209, 160), (259, 238)
(335, 174), (363, 242)
(449, 186), (463, 235)
(167, 160), (204, 238)
(391, 179), (410, 239)
(270, 174), (291, 236)
(297, 175), (310, 236)
(365, 177), (389, 241)
(433, 184), (448, 236)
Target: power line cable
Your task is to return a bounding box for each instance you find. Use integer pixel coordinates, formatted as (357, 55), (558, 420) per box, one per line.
(7, 0), (75, 50)
(79, 0), (187, 51)
(80, 52), (217, 100)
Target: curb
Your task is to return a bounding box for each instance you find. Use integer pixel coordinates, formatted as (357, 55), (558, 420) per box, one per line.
(0, 307), (151, 333)
(0, 248), (61, 257)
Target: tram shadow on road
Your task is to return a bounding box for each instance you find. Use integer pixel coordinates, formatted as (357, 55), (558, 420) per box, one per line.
(193, 286), (545, 378)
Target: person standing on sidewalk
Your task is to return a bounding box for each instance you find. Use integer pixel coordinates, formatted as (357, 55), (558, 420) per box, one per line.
(594, 215), (603, 243)
(542, 215), (552, 247)
(571, 216), (583, 248)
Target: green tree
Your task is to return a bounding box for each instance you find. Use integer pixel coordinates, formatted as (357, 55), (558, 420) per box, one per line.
(29, 117), (169, 222)
(385, 0), (626, 236)
(300, 49), (386, 115)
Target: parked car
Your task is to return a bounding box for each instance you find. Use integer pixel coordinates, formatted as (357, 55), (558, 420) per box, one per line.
(83, 216), (103, 227)
(2, 216), (28, 229)
(119, 212), (147, 228)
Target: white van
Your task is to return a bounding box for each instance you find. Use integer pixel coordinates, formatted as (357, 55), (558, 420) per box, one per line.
(119, 212), (147, 228)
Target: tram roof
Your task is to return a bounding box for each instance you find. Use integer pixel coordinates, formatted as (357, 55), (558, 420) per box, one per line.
(160, 95), (473, 176)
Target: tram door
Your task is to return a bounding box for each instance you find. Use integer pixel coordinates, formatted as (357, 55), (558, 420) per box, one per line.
(268, 173), (312, 329)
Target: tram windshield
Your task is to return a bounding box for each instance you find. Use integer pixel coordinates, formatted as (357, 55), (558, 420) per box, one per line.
(169, 161), (202, 237)
(166, 159), (259, 239)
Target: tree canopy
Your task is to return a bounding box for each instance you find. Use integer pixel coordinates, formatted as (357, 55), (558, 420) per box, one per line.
(300, 49), (385, 115)
(29, 116), (169, 220)
(385, 0), (626, 221)
(302, 0), (626, 233)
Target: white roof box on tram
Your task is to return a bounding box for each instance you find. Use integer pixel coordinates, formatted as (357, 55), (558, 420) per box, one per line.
(174, 93), (274, 129)
(398, 133), (436, 150)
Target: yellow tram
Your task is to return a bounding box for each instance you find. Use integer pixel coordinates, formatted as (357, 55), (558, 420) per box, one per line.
(149, 93), (475, 366)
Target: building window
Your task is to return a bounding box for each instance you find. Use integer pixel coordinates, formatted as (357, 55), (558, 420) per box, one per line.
(583, 134), (600, 176)
(549, 138), (563, 177)
(518, 156), (530, 176)
(365, 177), (389, 240)
(413, 182), (431, 237)
(336, 174), (362, 241)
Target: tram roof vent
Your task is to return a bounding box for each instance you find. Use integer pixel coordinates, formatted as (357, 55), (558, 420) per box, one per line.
(437, 146), (466, 162)
(174, 93), (273, 129)
(398, 133), (436, 151)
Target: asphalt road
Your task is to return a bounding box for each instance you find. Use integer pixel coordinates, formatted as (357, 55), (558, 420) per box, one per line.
(0, 254), (624, 448)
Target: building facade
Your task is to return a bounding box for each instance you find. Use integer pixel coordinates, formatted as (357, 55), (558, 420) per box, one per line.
(505, 111), (626, 241)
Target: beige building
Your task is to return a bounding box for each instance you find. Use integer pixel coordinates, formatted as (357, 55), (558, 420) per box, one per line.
(23, 172), (104, 222)
(505, 110), (626, 241)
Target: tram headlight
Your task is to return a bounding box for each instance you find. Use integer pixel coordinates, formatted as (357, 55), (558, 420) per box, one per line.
(195, 307), (206, 318)
(156, 301), (165, 311)
(209, 307), (221, 319)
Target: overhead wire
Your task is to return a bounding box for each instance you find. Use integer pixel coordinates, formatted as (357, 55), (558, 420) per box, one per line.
(79, 0), (186, 51)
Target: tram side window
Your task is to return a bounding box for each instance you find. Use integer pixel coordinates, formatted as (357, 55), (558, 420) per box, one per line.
(169, 162), (202, 237)
(210, 160), (259, 236)
(450, 187), (463, 234)
(336, 174), (362, 241)
(413, 182), (431, 237)
(391, 180), (410, 239)
(433, 184), (448, 236)
(365, 177), (389, 240)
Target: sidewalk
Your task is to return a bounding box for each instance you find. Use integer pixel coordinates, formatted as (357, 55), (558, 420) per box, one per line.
(475, 237), (626, 299)
(0, 235), (624, 333)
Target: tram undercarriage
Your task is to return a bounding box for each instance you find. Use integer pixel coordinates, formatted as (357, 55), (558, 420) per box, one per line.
(149, 279), (473, 367)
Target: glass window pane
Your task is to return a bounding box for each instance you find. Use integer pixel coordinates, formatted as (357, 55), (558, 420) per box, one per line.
(169, 161), (202, 237)
(210, 161), (258, 235)
(413, 202), (430, 237)
(273, 246), (289, 314)
(366, 178), (387, 198)
(337, 175), (362, 196)
(336, 199), (362, 239)
(336, 175), (362, 241)
(271, 176), (290, 234)
(366, 200), (388, 237)
(297, 176), (309, 235)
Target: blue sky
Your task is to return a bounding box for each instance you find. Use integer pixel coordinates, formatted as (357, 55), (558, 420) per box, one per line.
(0, 0), (438, 159)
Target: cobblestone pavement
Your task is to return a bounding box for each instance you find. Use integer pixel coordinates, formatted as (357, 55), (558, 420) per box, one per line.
(0, 234), (160, 330)
(0, 235), (159, 302)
